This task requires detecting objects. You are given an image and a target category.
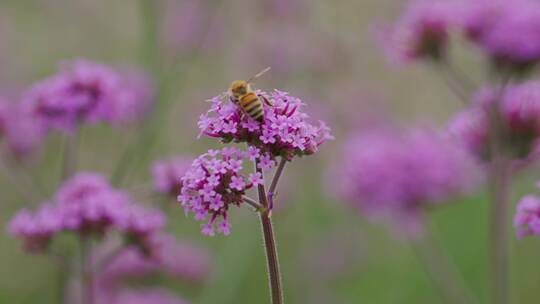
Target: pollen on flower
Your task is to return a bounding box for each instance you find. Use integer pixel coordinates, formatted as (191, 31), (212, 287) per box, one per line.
(178, 147), (277, 236)
(198, 90), (333, 160)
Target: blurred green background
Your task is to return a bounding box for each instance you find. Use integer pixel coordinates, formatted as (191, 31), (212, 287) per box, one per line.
(1, 0), (540, 303)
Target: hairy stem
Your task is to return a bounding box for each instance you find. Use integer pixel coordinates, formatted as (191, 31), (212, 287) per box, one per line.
(255, 161), (284, 304)
(259, 212), (283, 304)
(410, 225), (477, 304)
(80, 236), (94, 304)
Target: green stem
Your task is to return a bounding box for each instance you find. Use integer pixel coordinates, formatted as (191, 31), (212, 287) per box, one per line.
(410, 224), (477, 304)
(62, 131), (79, 180)
(80, 236), (94, 304)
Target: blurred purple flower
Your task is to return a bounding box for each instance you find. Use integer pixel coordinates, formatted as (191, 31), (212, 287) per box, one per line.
(178, 147), (273, 236)
(376, 0), (459, 64)
(7, 203), (63, 253)
(459, 0), (540, 70)
(199, 90), (333, 160)
(54, 172), (131, 235)
(514, 194), (540, 239)
(0, 99), (45, 160)
(8, 172), (165, 253)
(21, 59), (154, 133)
(99, 233), (211, 285)
(449, 81), (540, 161)
(152, 156), (192, 196)
(330, 128), (480, 235)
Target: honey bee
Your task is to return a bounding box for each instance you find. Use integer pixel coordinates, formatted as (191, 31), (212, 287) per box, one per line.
(229, 67), (273, 123)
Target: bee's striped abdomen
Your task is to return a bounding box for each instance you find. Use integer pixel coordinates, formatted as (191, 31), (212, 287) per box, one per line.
(239, 92), (264, 122)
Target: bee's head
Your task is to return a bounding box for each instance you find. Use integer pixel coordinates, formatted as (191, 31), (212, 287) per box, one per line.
(230, 80), (250, 97)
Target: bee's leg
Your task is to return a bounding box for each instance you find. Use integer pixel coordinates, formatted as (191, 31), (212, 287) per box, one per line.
(262, 95), (273, 107)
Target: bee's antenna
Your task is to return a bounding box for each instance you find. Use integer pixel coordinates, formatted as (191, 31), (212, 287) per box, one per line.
(247, 67), (271, 84)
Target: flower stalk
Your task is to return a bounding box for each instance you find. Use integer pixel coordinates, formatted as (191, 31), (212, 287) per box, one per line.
(256, 162), (284, 304)
(410, 222), (477, 304)
(80, 236), (94, 304)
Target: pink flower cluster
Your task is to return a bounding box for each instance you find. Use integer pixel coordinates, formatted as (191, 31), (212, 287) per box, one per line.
(514, 194), (540, 239)
(0, 98), (45, 160)
(21, 59), (154, 133)
(99, 233), (211, 286)
(461, 0), (540, 69)
(377, 0), (457, 64)
(330, 128), (480, 234)
(8, 172), (165, 253)
(380, 0), (540, 69)
(152, 156), (192, 196)
(178, 147), (270, 236)
(449, 81), (540, 161)
(198, 90), (333, 160)
(94, 233), (210, 304)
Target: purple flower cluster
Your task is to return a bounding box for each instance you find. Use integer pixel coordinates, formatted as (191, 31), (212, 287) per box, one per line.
(94, 233), (210, 304)
(377, 0), (457, 64)
(8, 172), (165, 253)
(198, 90), (333, 160)
(449, 81), (540, 160)
(99, 233), (211, 285)
(21, 59), (154, 133)
(330, 128), (479, 234)
(514, 194), (540, 239)
(152, 156), (192, 196)
(0, 98), (45, 160)
(379, 0), (540, 70)
(460, 0), (540, 69)
(179, 147), (270, 236)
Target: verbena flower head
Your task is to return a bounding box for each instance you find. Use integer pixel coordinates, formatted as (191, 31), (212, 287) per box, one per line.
(55, 172), (131, 235)
(198, 90), (333, 160)
(100, 233), (211, 285)
(8, 172), (165, 253)
(7, 203), (63, 252)
(0, 100), (45, 160)
(21, 59), (154, 133)
(449, 81), (540, 161)
(376, 0), (458, 64)
(514, 194), (540, 239)
(115, 205), (166, 255)
(330, 128), (479, 235)
(460, 0), (540, 71)
(152, 156), (192, 196)
(178, 147), (275, 236)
